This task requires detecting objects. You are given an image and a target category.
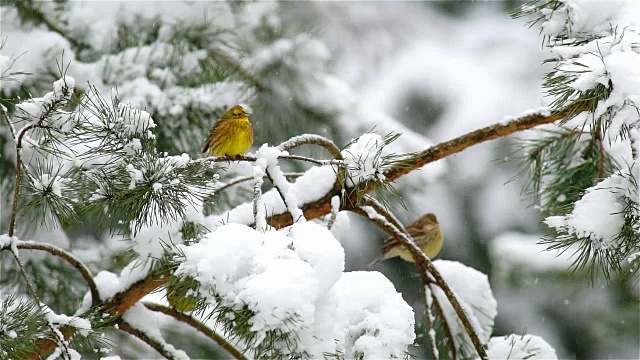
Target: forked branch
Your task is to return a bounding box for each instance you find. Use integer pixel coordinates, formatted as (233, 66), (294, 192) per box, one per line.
(267, 109), (578, 228)
(350, 205), (488, 359)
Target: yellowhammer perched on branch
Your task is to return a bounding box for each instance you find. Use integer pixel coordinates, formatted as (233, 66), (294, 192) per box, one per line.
(367, 213), (443, 268)
(203, 105), (254, 157)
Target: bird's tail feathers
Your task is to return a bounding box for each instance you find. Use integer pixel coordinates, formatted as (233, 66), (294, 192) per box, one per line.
(364, 256), (383, 270)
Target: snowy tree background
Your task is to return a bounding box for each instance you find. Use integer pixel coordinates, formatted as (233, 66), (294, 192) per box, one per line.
(0, 1), (638, 359)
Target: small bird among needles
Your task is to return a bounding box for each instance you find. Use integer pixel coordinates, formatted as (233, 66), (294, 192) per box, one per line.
(203, 105), (254, 158)
(366, 213), (443, 268)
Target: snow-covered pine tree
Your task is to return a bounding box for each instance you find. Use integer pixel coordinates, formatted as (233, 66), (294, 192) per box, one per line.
(1, 0), (636, 359)
(514, 0), (639, 281)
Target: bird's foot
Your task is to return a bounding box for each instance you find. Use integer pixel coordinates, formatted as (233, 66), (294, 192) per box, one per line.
(223, 154), (243, 163)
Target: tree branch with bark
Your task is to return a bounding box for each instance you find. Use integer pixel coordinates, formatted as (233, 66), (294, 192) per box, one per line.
(12, 108), (578, 359)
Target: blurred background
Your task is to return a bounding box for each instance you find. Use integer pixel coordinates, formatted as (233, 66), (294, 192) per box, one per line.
(285, 2), (639, 358)
(1, 1), (638, 358)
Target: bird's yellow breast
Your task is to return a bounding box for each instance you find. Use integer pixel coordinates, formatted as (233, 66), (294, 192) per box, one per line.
(210, 118), (253, 156)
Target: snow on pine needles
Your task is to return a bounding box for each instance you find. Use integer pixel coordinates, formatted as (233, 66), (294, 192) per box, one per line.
(518, 0), (640, 277)
(174, 222), (416, 358)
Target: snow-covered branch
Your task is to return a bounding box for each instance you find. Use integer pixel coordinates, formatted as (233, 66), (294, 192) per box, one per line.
(0, 237), (99, 308)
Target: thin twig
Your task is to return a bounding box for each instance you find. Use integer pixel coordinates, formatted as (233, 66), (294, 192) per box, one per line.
(266, 170), (289, 218)
(9, 245), (71, 360)
(326, 195), (340, 230)
(9, 90), (71, 236)
(362, 195), (405, 233)
(253, 166), (265, 231)
(1, 107), (16, 138)
(191, 154), (342, 167)
(215, 173), (303, 194)
(1, 239), (99, 308)
(8, 142), (25, 237)
(281, 154), (342, 166)
(118, 321), (179, 360)
(144, 302), (248, 360)
(424, 285), (439, 360)
(430, 283), (457, 360)
(277, 134), (343, 159)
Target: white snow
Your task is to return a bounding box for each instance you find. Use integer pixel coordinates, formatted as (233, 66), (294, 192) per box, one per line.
(251, 161), (267, 232)
(174, 221), (414, 357)
(123, 304), (189, 360)
(490, 232), (575, 278)
(78, 262), (151, 314)
(117, 103), (156, 137)
(0, 234), (15, 249)
(152, 183), (162, 192)
(332, 271), (416, 359)
(175, 222), (344, 344)
(53, 76), (75, 99)
(341, 133), (389, 187)
(431, 260), (497, 356)
(206, 165), (337, 229)
(125, 164), (144, 190)
(45, 311), (92, 337)
(33, 173), (68, 197)
(487, 334), (558, 360)
(329, 211), (350, 244)
(544, 167), (637, 249)
(539, 0), (635, 38)
(92, 271), (122, 302)
(14, 76), (75, 132)
(258, 145), (306, 223)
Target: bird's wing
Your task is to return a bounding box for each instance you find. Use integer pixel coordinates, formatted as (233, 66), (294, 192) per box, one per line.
(380, 224), (424, 254)
(381, 235), (399, 254)
(202, 119), (225, 154)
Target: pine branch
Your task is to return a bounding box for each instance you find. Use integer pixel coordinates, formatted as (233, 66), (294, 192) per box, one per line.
(8, 81), (73, 236)
(13, 0), (89, 52)
(26, 108), (578, 358)
(7, 244), (72, 359)
(1, 106), (16, 139)
(267, 108), (579, 228)
(0, 295), (50, 359)
(215, 173), (303, 194)
(277, 134), (343, 159)
(192, 154), (343, 167)
(118, 321), (179, 360)
(1, 239), (99, 308)
(29, 271), (170, 359)
(143, 302), (248, 360)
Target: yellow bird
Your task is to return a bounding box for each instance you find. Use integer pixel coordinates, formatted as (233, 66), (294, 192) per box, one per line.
(203, 105), (254, 157)
(367, 213), (443, 268)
